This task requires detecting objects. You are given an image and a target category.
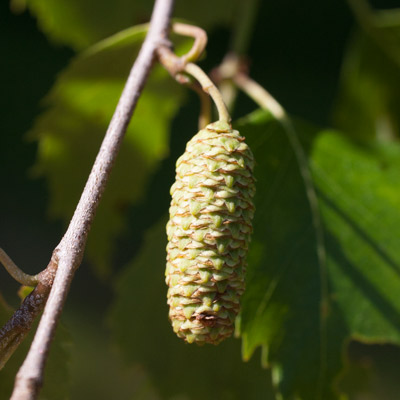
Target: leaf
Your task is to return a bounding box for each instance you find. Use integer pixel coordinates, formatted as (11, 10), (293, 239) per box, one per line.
(11, 0), (150, 50)
(337, 341), (400, 400)
(348, 0), (400, 66)
(15, 0), (241, 50)
(31, 26), (185, 276)
(334, 4), (400, 141)
(17, 286), (34, 301)
(0, 297), (71, 400)
(109, 217), (275, 400)
(236, 110), (400, 399)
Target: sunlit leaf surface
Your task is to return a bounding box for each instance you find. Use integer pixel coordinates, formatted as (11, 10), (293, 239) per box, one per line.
(237, 110), (400, 399)
(335, 3), (400, 141)
(16, 0), (240, 49)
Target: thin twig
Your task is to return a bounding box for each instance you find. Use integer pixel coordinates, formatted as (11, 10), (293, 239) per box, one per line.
(188, 82), (212, 129)
(0, 254), (58, 371)
(231, 0), (260, 56)
(0, 248), (38, 286)
(234, 73), (286, 120)
(216, 0), (260, 111)
(157, 24), (230, 124)
(172, 23), (207, 64)
(212, 53), (242, 112)
(8, 0), (175, 398)
(158, 46), (230, 122)
(184, 63), (230, 123)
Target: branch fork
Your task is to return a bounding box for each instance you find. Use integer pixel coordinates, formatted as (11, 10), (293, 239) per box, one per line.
(1, 0), (176, 398)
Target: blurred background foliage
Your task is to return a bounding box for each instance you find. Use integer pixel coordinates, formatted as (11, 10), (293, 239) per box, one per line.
(1, 0), (400, 399)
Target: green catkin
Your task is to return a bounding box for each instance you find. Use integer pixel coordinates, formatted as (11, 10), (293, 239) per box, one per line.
(166, 121), (255, 345)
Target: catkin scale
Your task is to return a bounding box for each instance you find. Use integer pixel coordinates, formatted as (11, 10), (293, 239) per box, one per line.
(166, 120), (255, 345)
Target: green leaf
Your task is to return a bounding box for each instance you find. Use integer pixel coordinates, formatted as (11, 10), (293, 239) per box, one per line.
(15, 0), (241, 50)
(31, 26), (185, 276)
(109, 217), (275, 400)
(348, 0), (400, 66)
(236, 110), (400, 399)
(337, 341), (400, 400)
(108, 108), (400, 399)
(12, 0), (150, 50)
(334, 4), (400, 141)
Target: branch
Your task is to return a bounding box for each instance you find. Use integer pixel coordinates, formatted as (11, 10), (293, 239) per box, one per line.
(0, 255), (57, 371)
(8, 0), (175, 398)
(184, 63), (230, 123)
(0, 248), (38, 286)
(191, 82), (212, 129)
(172, 23), (208, 64)
(157, 42), (230, 123)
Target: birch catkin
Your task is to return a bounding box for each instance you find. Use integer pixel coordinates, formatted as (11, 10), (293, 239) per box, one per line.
(166, 121), (255, 344)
